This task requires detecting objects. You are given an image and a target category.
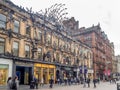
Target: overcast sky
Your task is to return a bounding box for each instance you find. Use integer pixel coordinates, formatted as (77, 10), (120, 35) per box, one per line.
(11, 0), (120, 55)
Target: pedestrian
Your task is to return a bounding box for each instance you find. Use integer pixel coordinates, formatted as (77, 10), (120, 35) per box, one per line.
(83, 78), (86, 88)
(71, 77), (74, 85)
(68, 76), (71, 86)
(49, 77), (54, 88)
(57, 78), (60, 85)
(40, 77), (44, 87)
(11, 76), (19, 90)
(109, 77), (112, 84)
(15, 76), (19, 90)
(97, 77), (100, 84)
(93, 78), (96, 88)
(7, 77), (12, 90)
(113, 78), (116, 84)
(34, 77), (38, 89)
(64, 77), (67, 85)
(87, 78), (90, 87)
(76, 78), (80, 85)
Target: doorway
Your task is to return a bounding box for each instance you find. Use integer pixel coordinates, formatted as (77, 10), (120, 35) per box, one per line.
(16, 66), (32, 85)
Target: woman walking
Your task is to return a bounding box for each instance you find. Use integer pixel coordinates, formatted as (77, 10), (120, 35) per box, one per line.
(7, 77), (12, 90)
(11, 76), (19, 90)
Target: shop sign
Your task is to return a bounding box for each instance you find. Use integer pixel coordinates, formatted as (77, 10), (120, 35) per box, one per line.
(15, 61), (33, 66)
(87, 69), (94, 73)
(0, 64), (9, 68)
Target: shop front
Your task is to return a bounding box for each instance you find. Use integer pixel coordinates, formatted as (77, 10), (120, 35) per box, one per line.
(60, 66), (74, 78)
(0, 58), (13, 85)
(34, 63), (56, 84)
(15, 61), (33, 85)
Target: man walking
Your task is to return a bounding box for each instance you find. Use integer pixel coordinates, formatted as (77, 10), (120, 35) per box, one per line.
(87, 78), (90, 87)
(83, 78), (86, 88)
(93, 78), (96, 88)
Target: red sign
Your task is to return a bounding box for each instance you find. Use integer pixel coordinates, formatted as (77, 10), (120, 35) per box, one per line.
(103, 70), (111, 76)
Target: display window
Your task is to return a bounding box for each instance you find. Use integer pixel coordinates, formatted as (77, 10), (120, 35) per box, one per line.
(34, 67), (41, 83)
(0, 64), (8, 85)
(49, 68), (54, 79)
(34, 64), (56, 84)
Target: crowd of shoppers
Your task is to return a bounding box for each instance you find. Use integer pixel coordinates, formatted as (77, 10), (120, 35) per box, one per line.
(7, 75), (118, 89)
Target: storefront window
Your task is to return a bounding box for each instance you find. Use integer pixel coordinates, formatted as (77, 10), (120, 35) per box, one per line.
(0, 64), (8, 85)
(14, 20), (19, 33)
(25, 45), (30, 58)
(34, 67), (41, 82)
(49, 68), (54, 79)
(34, 64), (55, 84)
(0, 38), (5, 54)
(43, 68), (48, 84)
(13, 41), (19, 56)
(0, 14), (6, 29)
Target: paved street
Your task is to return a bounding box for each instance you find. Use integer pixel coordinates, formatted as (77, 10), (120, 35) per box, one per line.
(0, 81), (119, 90)
(37, 82), (118, 90)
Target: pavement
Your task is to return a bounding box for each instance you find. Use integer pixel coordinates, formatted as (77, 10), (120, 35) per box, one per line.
(0, 81), (119, 90)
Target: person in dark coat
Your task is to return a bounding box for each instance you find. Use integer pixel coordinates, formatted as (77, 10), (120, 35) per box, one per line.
(7, 77), (12, 90)
(11, 76), (19, 90)
(68, 76), (71, 86)
(49, 77), (54, 88)
(34, 78), (38, 89)
(93, 78), (96, 88)
(87, 78), (90, 87)
(83, 78), (86, 88)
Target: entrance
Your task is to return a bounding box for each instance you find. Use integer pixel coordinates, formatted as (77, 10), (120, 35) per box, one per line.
(16, 66), (32, 85)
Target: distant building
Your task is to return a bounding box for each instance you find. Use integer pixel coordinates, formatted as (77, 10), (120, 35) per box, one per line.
(72, 23), (114, 80)
(115, 55), (120, 73)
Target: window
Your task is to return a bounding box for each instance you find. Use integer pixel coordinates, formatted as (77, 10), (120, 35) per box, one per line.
(0, 64), (9, 85)
(0, 38), (5, 53)
(46, 34), (51, 44)
(38, 48), (42, 59)
(13, 41), (19, 56)
(14, 20), (19, 33)
(56, 53), (59, 62)
(25, 45), (30, 58)
(38, 30), (42, 41)
(26, 25), (30, 36)
(34, 30), (37, 39)
(0, 14), (6, 29)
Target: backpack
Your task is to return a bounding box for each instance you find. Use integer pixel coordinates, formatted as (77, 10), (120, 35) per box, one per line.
(10, 80), (17, 89)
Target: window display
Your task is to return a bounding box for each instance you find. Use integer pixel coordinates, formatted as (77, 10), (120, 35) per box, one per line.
(0, 64), (8, 85)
